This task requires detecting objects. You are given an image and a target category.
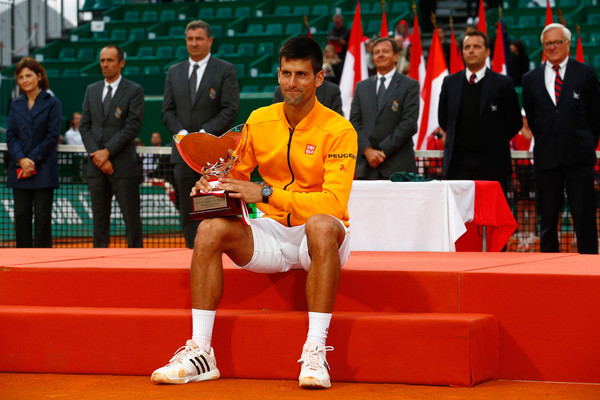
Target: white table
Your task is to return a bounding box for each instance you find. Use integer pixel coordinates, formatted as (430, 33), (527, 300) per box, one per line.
(347, 180), (475, 251)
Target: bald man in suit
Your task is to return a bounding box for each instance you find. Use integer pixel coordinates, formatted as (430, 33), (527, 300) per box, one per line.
(350, 37), (420, 179)
(162, 20), (239, 248)
(80, 45), (144, 248)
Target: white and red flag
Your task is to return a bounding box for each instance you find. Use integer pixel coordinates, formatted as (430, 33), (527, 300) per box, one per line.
(380, 0), (389, 37)
(340, 1), (369, 118)
(492, 18), (507, 75)
(414, 27), (448, 150)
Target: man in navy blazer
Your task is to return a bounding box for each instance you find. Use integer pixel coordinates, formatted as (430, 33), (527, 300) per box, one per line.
(162, 20), (239, 248)
(522, 23), (600, 254)
(80, 45), (144, 248)
(438, 31), (522, 194)
(350, 37), (420, 179)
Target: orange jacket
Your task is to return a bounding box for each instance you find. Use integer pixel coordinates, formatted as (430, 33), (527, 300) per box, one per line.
(232, 100), (357, 227)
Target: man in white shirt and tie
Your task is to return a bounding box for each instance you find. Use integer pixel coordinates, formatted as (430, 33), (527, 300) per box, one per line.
(162, 20), (240, 248)
(80, 45), (145, 248)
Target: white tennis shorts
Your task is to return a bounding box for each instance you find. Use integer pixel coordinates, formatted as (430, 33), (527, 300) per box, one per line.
(233, 216), (351, 273)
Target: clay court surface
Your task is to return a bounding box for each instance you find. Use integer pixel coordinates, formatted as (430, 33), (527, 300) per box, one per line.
(1, 374), (599, 400)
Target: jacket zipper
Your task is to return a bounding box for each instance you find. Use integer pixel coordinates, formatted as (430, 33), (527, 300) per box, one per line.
(284, 127), (296, 226)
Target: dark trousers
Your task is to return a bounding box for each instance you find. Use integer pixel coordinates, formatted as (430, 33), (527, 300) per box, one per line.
(174, 163), (201, 249)
(88, 175), (143, 248)
(535, 164), (598, 254)
(12, 188), (54, 248)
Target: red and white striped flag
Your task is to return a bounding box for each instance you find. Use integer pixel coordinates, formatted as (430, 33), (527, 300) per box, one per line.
(449, 24), (464, 74)
(340, 1), (369, 118)
(380, 0), (389, 37)
(415, 27), (448, 150)
(542, 0), (554, 62)
(492, 19), (507, 75)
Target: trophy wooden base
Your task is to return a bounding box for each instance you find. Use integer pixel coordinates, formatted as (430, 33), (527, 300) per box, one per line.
(188, 191), (245, 220)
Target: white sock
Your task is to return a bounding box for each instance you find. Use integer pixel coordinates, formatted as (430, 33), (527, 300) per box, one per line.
(192, 309), (216, 353)
(306, 312), (332, 347)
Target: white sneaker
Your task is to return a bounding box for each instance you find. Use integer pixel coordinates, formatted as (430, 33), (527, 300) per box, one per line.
(151, 340), (220, 384)
(298, 342), (334, 389)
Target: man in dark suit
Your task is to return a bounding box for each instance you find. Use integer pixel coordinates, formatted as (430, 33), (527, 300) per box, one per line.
(350, 37), (420, 180)
(438, 30), (522, 195)
(162, 20), (240, 248)
(522, 23), (600, 254)
(272, 80), (343, 115)
(80, 45), (144, 248)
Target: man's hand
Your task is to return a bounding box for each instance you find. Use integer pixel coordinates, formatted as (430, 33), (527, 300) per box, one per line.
(18, 157), (36, 175)
(91, 148), (110, 166)
(191, 176), (213, 196)
(364, 146), (386, 168)
(99, 159), (114, 175)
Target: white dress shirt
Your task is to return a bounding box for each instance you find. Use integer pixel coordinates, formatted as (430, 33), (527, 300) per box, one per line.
(544, 57), (568, 105)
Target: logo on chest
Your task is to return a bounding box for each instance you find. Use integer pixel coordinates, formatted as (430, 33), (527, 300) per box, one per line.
(305, 144), (316, 155)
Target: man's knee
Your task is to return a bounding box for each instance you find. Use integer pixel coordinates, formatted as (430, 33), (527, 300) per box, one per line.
(305, 215), (344, 246)
(194, 218), (229, 249)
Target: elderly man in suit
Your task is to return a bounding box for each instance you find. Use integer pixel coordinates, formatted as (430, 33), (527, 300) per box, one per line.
(523, 23), (600, 254)
(273, 80), (343, 115)
(80, 45), (144, 248)
(438, 30), (522, 195)
(162, 20), (239, 248)
(350, 37), (420, 180)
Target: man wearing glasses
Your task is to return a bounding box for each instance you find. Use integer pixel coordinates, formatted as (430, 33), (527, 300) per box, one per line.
(522, 23), (600, 254)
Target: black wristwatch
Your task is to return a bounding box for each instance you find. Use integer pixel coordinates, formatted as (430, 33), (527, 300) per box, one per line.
(261, 185), (273, 204)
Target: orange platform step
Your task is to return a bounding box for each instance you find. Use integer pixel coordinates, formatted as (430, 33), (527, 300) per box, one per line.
(0, 306), (498, 387)
(1, 249), (600, 384)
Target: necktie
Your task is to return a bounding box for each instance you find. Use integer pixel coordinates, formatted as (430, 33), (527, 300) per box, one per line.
(469, 73), (477, 85)
(103, 85), (112, 116)
(189, 63), (199, 102)
(553, 64), (562, 103)
(377, 76), (386, 110)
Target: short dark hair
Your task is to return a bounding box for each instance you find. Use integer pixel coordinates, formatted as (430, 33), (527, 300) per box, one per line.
(15, 57), (49, 91)
(463, 30), (490, 49)
(103, 45), (125, 61)
(186, 20), (212, 38)
(372, 37), (399, 54)
(279, 36), (323, 75)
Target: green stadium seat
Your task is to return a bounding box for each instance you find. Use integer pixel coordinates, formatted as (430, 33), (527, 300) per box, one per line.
(589, 32), (600, 44)
(211, 25), (223, 37)
(217, 43), (235, 56)
(247, 24), (264, 35)
(274, 5), (291, 16)
(265, 23), (283, 35)
(392, 2), (409, 13)
(241, 85), (259, 92)
(59, 48), (76, 60)
(175, 45), (188, 59)
(285, 23), (303, 35)
(521, 35), (539, 51)
(46, 69), (60, 77)
(142, 11), (158, 22)
(124, 11), (139, 22)
(169, 26), (185, 38)
(593, 54), (600, 68)
(503, 16), (515, 28)
(558, 0), (578, 5)
(136, 46), (154, 58)
(155, 46), (173, 59)
(234, 7), (251, 18)
(62, 68), (80, 77)
(361, 3), (370, 13)
(234, 63), (245, 78)
(367, 20), (381, 34)
(587, 14), (600, 25)
(93, 31), (108, 40)
(161, 10), (176, 21)
(312, 5), (329, 16)
(110, 29), (127, 41)
(198, 8), (214, 19)
(77, 47), (95, 61)
(216, 7), (232, 19)
(263, 84), (277, 93)
(130, 28), (145, 40)
(371, 2), (383, 14)
(123, 66), (141, 75)
(237, 43), (254, 56)
(518, 15), (537, 27)
(292, 5), (310, 16)
(143, 65), (161, 75)
(257, 42), (275, 56)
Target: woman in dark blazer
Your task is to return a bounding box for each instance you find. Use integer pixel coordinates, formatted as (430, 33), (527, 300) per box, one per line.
(6, 57), (62, 247)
